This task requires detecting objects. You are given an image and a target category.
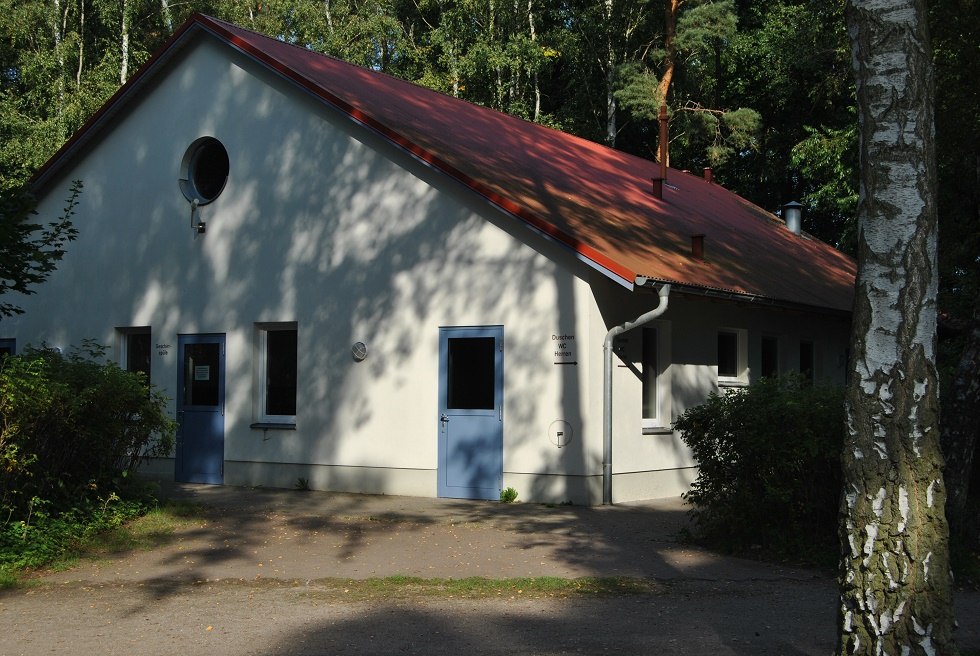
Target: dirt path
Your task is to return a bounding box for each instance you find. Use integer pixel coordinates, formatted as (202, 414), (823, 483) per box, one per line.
(1, 484), (976, 655)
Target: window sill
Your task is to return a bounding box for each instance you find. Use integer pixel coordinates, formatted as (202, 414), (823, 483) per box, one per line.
(642, 426), (674, 436)
(250, 422), (296, 431)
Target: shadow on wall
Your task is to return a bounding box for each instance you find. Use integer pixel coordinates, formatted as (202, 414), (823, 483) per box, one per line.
(33, 46), (577, 496)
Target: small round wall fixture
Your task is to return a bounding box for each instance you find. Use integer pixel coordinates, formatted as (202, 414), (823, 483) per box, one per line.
(352, 341), (368, 362)
(549, 420), (573, 448)
(179, 137), (230, 205)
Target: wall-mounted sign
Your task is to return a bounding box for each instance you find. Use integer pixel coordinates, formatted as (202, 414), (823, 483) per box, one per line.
(552, 334), (577, 365)
(194, 365), (211, 381)
(156, 343), (172, 356)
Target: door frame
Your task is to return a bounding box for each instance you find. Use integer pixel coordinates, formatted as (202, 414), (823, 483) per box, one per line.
(437, 325), (504, 500)
(175, 333), (226, 484)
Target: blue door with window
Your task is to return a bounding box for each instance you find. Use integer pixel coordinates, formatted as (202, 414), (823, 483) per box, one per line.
(438, 326), (503, 500)
(176, 334), (225, 484)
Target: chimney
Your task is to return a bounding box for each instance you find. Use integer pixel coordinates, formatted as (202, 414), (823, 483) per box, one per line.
(651, 177), (664, 200)
(703, 167), (713, 183)
(691, 234), (705, 260)
(658, 105), (669, 182)
(783, 201), (803, 236)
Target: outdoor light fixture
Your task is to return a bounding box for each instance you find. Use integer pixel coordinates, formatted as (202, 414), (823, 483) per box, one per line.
(782, 201), (803, 236)
(189, 199), (206, 234)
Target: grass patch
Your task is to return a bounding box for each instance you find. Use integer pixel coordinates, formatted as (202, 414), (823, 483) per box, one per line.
(1, 498), (204, 586)
(301, 576), (658, 601)
(73, 500), (205, 558)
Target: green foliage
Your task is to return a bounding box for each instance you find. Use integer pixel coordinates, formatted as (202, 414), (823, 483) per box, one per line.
(790, 123), (859, 253)
(499, 486), (519, 503)
(0, 341), (175, 521)
(0, 182), (81, 317)
(0, 492), (149, 573)
(673, 376), (844, 563)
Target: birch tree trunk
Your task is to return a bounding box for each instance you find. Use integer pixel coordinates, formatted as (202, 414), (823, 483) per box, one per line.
(603, 0), (616, 146)
(161, 0), (174, 32)
(838, 0), (957, 654)
(120, 0), (130, 84)
(527, 0), (540, 122)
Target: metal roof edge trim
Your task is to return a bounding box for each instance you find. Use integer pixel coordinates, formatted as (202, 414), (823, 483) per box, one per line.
(636, 277), (853, 317)
(193, 15), (638, 288)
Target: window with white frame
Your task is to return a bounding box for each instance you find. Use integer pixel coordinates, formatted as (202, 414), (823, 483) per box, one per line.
(256, 323), (298, 424)
(0, 338), (14, 357)
(717, 328), (748, 386)
(641, 323), (671, 432)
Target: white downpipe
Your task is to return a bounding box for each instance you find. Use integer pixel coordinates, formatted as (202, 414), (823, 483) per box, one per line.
(602, 284), (671, 505)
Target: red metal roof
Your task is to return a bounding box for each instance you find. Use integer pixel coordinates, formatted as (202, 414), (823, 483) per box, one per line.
(34, 13), (856, 312)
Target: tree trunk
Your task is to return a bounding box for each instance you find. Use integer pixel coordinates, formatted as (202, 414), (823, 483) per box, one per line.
(52, 0), (66, 137)
(838, 1), (957, 654)
(161, 0), (174, 32)
(942, 292), (980, 541)
(76, 0), (84, 87)
(657, 0), (680, 105)
(604, 0), (615, 146)
(654, 0), (680, 164)
(528, 0), (540, 122)
(120, 0), (130, 84)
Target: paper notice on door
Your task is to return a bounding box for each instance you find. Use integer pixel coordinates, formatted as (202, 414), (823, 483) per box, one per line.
(194, 365), (211, 381)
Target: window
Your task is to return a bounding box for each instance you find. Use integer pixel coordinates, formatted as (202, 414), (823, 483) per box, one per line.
(257, 323), (298, 423)
(800, 340), (815, 383)
(717, 328), (747, 386)
(447, 337), (495, 410)
(117, 328), (151, 380)
(641, 323), (671, 432)
(761, 336), (779, 379)
(0, 338), (14, 356)
(179, 137), (230, 205)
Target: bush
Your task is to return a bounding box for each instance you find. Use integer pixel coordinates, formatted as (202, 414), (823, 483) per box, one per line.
(0, 341), (175, 520)
(673, 375), (844, 562)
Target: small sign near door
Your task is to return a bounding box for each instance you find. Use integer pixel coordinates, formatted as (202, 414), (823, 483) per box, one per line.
(552, 333), (576, 365)
(194, 365), (211, 381)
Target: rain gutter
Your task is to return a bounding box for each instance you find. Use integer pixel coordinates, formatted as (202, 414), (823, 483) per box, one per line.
(602, 283), (671, 505)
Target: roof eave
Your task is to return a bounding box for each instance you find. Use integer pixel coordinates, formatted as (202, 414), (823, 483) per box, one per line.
(633, 276), (853, 317)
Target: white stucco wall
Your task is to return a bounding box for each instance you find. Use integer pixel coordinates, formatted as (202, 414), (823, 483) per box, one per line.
(5, 36), (852, 505)
(10, 38), (610, 504)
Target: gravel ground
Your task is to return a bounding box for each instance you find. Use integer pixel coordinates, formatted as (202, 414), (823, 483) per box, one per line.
(1, 483), (976, 655)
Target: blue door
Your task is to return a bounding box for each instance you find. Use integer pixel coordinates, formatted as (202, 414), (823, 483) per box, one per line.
(176, 334), (225, 484)
(438, 326), (503, 500)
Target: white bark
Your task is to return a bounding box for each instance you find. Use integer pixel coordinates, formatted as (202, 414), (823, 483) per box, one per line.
(838, 1), (955, 654)
(120, 0), (130, 84)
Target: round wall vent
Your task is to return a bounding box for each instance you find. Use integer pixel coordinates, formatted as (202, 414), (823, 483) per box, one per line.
(179, 137), (229, 205)
(352, 341), (368, 362)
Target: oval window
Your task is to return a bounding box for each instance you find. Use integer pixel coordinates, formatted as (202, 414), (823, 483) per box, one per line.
(179, 137), (229, 204)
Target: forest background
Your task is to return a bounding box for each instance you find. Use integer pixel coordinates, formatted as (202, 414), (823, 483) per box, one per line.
(0, 0), (977, 533)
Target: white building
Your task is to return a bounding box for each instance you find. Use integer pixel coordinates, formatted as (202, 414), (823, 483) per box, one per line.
(6, 14), (855, 504)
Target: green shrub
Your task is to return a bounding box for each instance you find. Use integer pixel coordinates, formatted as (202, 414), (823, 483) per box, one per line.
(500, 487), (519, 503)
(673, 375), (844, 562)
(0, 341), (175, 521)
